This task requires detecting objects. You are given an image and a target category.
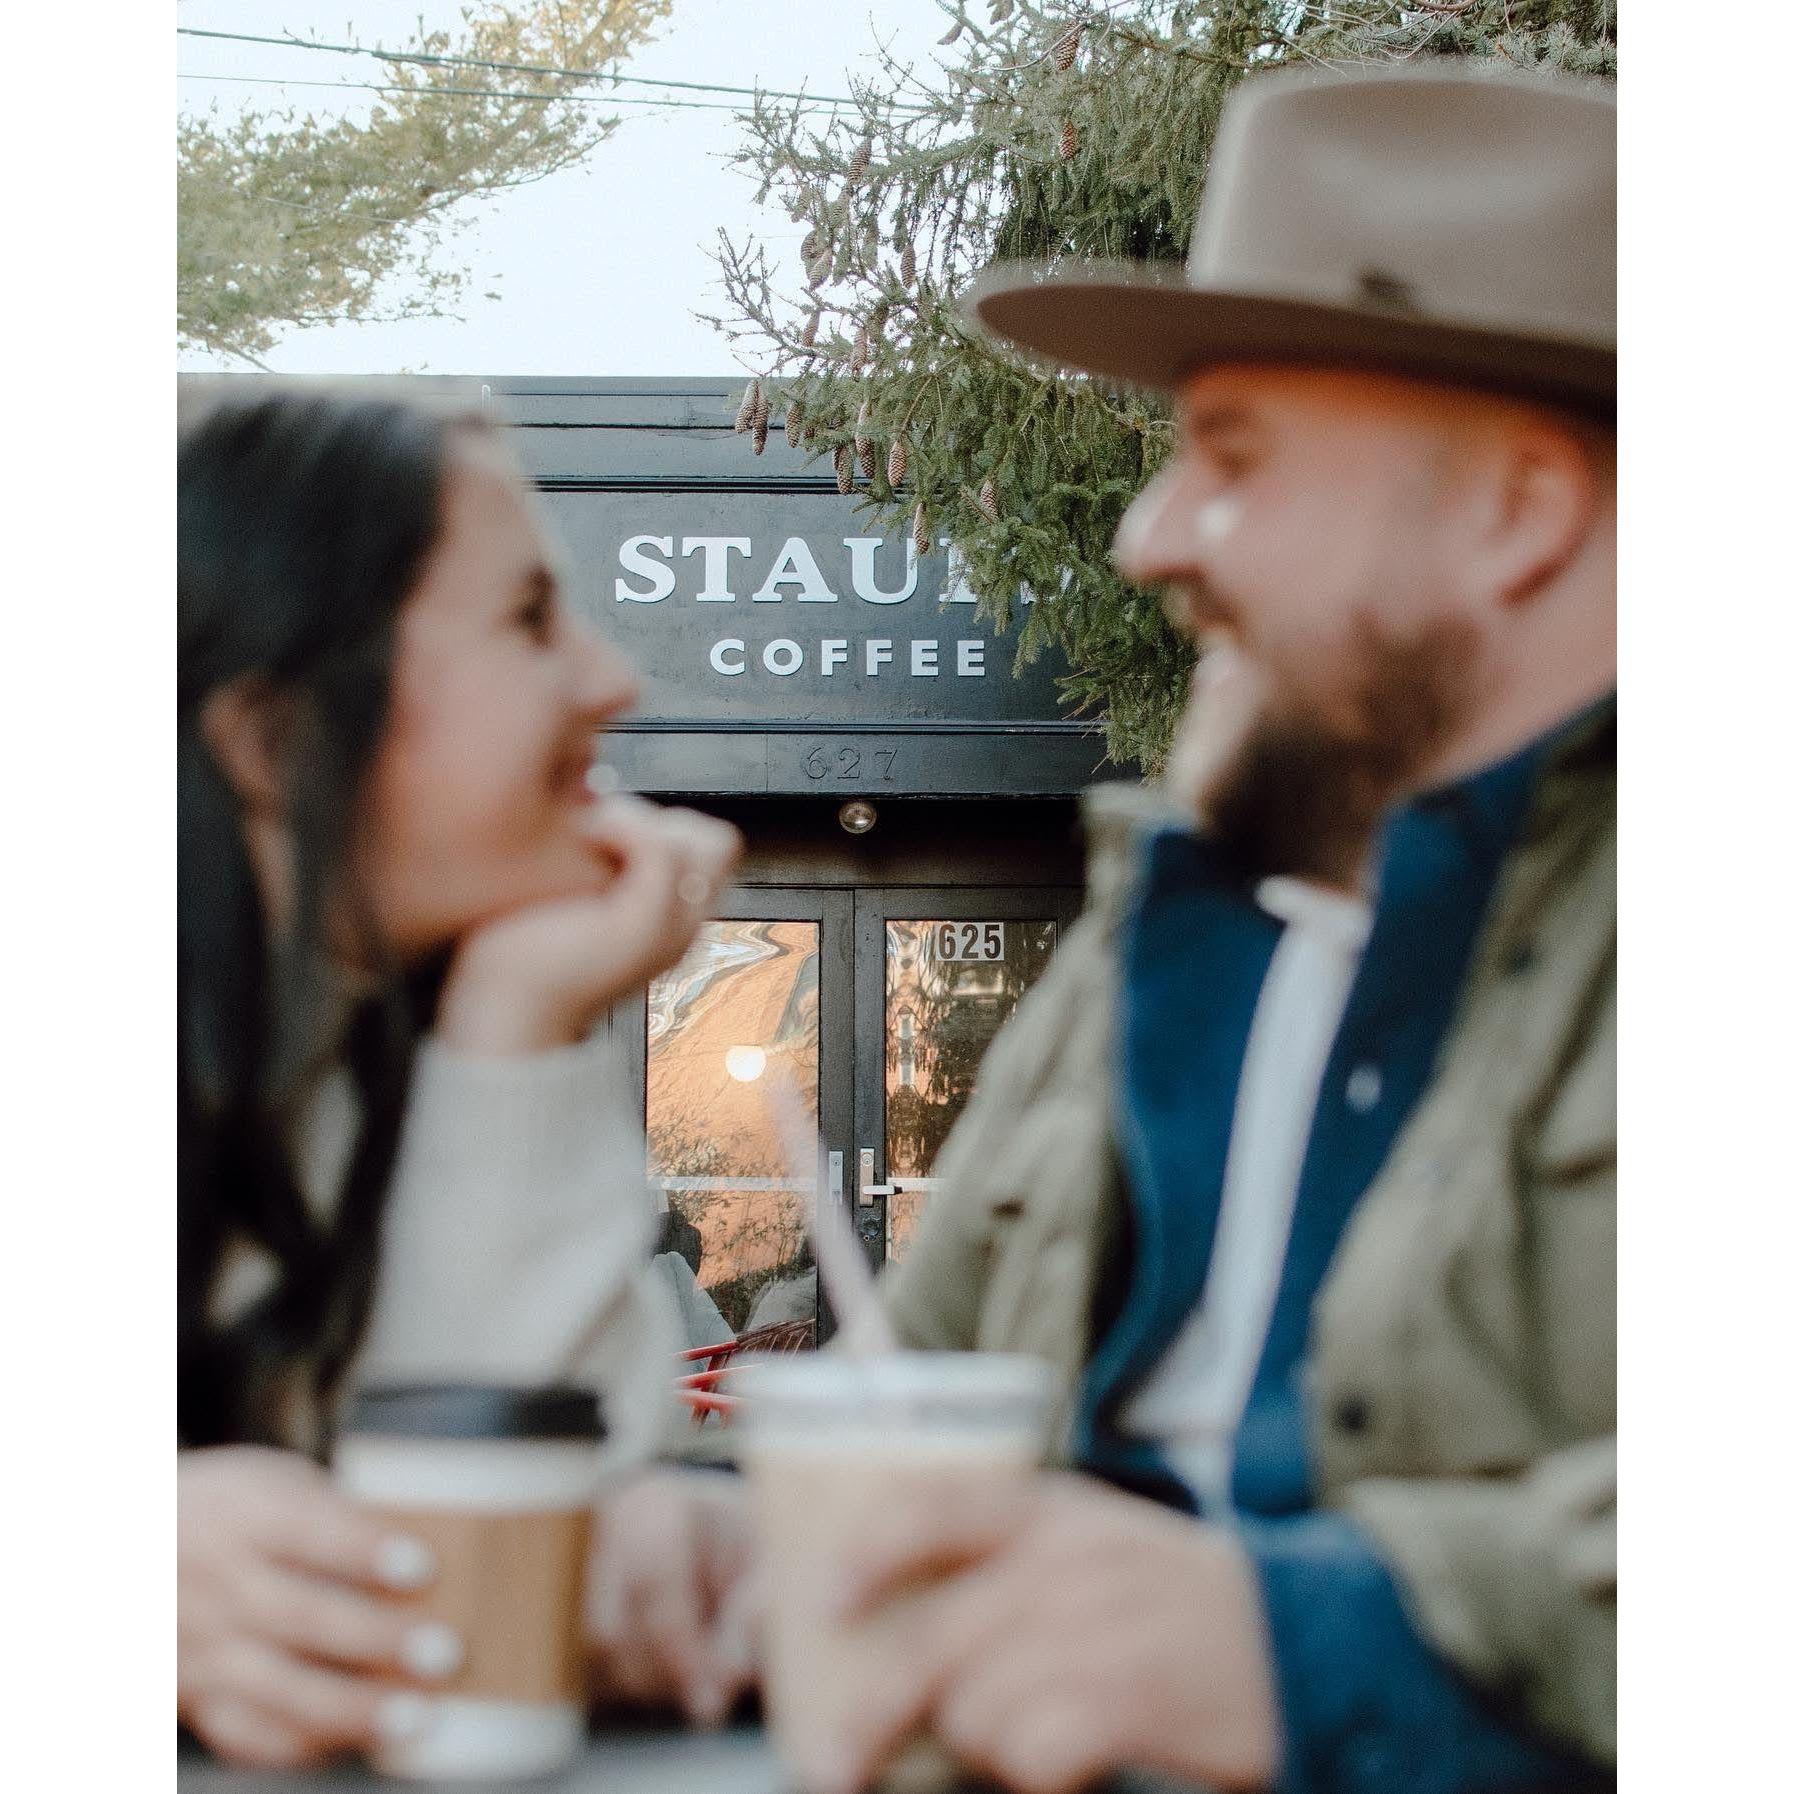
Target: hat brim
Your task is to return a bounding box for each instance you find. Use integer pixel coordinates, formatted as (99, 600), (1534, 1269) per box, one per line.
(964, 261), (1614, 416)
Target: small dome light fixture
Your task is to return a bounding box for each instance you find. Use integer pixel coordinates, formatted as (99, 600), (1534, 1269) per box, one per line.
(838, 800), (879, 836)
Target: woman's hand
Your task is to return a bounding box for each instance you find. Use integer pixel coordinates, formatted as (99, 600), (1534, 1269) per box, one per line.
(585, 1468), (759, 1726)
(438, 796), (742, 1053)
(179, 1447), (458, 1770)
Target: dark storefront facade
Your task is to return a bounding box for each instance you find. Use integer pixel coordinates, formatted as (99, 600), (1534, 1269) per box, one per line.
(503, 378), (1130, 1343)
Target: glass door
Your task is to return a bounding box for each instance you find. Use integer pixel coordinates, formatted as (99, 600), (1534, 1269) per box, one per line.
(637, 891), (851, 1346)
(633, 884), (1079, 1343)
(853, 889), (1080, 1272)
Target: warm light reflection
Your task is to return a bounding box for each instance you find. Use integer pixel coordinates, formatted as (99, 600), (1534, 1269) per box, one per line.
(646, 920), (820, 1335)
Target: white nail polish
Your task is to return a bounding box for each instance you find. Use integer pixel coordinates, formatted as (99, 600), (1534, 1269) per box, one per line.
(402, 1622), (464, 1680)
(375, 1535), (435, 1590)
(690, 1676), (726, 1729)
(376, 1692), (431, 1741)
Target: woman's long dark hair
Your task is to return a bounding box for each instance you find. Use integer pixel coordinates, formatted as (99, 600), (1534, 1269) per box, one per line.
(179, 383), (493, 1451)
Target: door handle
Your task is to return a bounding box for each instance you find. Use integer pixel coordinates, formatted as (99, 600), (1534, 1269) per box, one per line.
(858, 1147), (894, 1206)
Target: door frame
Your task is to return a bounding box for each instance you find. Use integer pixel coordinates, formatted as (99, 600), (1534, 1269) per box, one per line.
(627, 889), (854, 1344)
(852, 887), (1081, 1272)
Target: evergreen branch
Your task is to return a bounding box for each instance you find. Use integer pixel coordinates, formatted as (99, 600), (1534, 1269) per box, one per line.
(178, 1), (666, 364)
(707, 0), (1616, 765)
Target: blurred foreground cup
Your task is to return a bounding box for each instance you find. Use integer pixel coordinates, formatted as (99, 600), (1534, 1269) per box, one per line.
(739, 1352), (1057, 1792)
(337, 1383), (603, 1780)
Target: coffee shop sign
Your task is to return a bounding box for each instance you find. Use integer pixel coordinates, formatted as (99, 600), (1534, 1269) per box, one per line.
(613, 532), (1044, 681)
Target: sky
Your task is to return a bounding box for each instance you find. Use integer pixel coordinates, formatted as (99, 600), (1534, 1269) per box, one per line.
(175, 0), (955, 377)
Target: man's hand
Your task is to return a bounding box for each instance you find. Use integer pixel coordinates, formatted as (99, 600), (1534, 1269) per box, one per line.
(827, 1472), (1283, 1794)
(585, 1469), (759, 1727)
(438, 797), (741, 1053)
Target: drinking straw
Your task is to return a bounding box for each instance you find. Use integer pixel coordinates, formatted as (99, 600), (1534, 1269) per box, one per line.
(763, 1074), (899, 1356)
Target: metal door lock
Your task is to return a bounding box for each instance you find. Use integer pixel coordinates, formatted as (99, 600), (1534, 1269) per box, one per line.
(858, 1147), (894, 1206)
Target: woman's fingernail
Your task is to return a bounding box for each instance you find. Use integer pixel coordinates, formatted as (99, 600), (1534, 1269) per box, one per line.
(376, 1693), (432, 1741)
(813, 1761), (855, 1794)
(376, 1536), (436, 1590)
(402, 1622), (464, 1680)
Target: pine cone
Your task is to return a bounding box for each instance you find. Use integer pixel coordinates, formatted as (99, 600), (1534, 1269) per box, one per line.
(900, 240), (917, 287)
(855, 400), (876, 481)
(835, 442), (856, 494)
(801, 310), (820, 348)
(868, 299), (890, 339)
(848, 136), (873, 185)
(989, 0), (1014, 22)
(912, 502), (931, 556)
(1059, 118), (1080, 161)
(785, 401), (804, 448)
(1052, 24), (1082, 72)
(939, 19), (964, 45)
(734, 378), (759, 435)
(752, 413), (769, 456)
(800, 227), (820, 263)
(752, 387), (770, 434)
(851, 325), (871, 374)
(978, 477), (1001, 523)
(887, 434), (910, 488)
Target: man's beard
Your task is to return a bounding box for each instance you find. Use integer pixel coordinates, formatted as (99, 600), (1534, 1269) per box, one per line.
(1201, 614), (1478, 889)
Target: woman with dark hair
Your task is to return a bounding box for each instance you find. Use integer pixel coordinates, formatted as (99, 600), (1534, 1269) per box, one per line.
(178, 383), (739, 1769)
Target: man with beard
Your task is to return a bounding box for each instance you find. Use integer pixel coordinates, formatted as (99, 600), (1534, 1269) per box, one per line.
(812, 65), (1617, 1794)
(586, 63), (1615, 1794)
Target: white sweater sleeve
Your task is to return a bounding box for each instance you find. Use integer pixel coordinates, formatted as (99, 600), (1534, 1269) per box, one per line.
(349, 1026), (681, 1472)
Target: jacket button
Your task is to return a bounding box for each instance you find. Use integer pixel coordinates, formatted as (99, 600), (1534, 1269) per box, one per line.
(1333, 1394), (1373, 1435)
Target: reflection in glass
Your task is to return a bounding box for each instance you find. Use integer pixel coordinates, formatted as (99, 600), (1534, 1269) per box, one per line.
(884, 919), (1058, 1261)
(646, 922), (818, 1334)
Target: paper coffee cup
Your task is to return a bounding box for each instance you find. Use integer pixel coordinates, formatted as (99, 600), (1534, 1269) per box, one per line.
(738, 1352), (1057, 1794)
(336, 1384), (603, 1781)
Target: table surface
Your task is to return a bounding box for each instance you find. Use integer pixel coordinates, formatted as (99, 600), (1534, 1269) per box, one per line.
(178, 1725), (1206, 1794)
(179, 1726), (792, 1794)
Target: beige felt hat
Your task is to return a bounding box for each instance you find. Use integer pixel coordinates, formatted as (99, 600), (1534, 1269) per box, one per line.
(964, 63), (1615, 413)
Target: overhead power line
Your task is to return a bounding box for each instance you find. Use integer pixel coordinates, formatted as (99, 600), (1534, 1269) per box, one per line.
(175, 26), (930, 112)
(179, 72), (759, 114)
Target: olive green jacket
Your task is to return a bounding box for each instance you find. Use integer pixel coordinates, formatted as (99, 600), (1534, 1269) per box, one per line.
(880, 712), (1616, 1765)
